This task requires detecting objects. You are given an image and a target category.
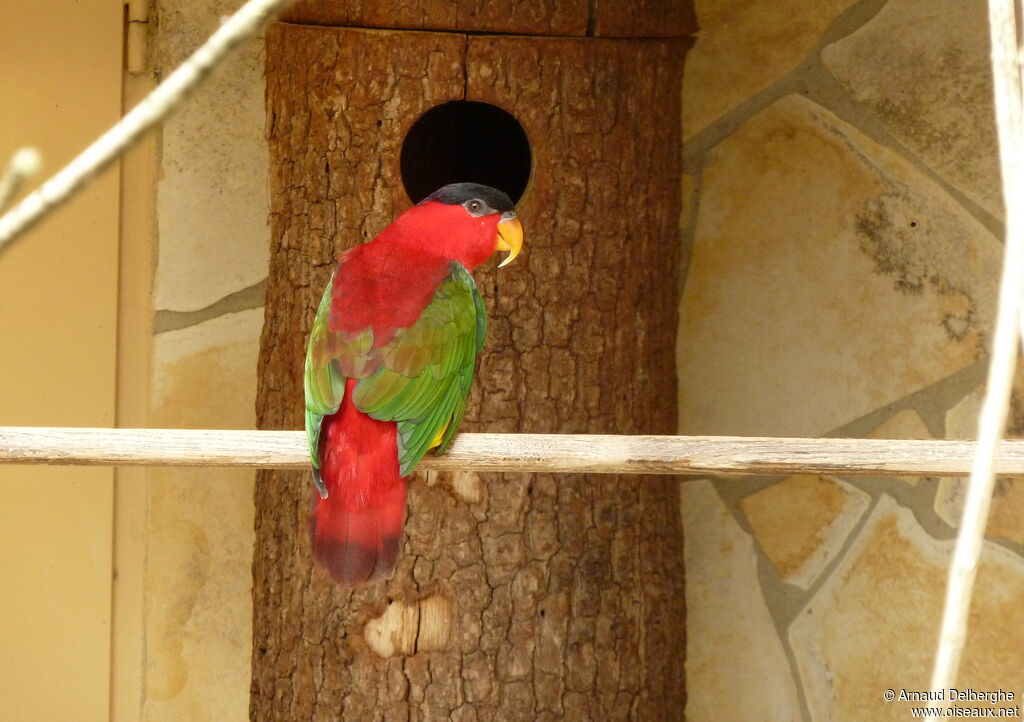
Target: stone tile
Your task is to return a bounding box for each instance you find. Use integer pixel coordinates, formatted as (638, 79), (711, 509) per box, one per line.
(149, 308), (264, 424)
(681, 480), (802, 720)
(946, 385), (984, 441)
(945, 371), (1024, 441)
(678, 95), (1001, 437)
(741, 475), (869, 589)
(153, 2), (270, 312)
(936, 475), (1024, 546)
(866, 409), (933, 486)
(867, 409), (932, 441)
(936, 384), (1024, 545)
(144, 471), (251, 702)
(683, 0), (855, 139)
(791, 495), (1024, 721)
(823, 0), (1001, 219)
(144, 309), (262, 722)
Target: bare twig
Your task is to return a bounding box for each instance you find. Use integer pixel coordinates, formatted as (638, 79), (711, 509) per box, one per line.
(0, 148), (41, 211)
(3, 427), (1024, 476)
(0, 0), (294, 252)
(927, 0), (1024, 714)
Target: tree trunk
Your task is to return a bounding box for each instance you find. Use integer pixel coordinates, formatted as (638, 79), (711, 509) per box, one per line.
(252, 23), (687, 721)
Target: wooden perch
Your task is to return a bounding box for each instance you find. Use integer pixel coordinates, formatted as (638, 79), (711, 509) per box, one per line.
(0, 426), (1022, 476)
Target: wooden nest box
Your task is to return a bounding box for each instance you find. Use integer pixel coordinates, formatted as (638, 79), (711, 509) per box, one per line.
(254, 1), (696, 719)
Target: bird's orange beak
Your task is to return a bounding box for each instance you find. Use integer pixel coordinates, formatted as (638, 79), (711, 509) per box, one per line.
(496, 216), (523, 268)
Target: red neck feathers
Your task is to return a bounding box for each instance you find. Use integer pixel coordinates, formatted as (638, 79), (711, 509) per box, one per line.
(328, 201), (499, 337)
(380, 200), (501, 271)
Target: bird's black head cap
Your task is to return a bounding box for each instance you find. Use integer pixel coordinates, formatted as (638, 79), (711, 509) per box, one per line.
(422, 183), (515, 214)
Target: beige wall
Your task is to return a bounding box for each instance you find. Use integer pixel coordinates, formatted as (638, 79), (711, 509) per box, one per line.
(680, 0), (1021, 720)
(0, 2), (123, 721)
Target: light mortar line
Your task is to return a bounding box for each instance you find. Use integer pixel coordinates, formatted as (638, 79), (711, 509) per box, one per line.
(676, 167), (701, 302)
(796, 66), (1004, 240)
(153, 278), (267, 334)
(783, 492), (883, 722)
(826, 358), (988, 441)
(703, 358), (989, 720)
(682, 0), (1002, 240)
(709, 472), (815, 722)
(755, 546), (816, 722)
(683, 0), (891, 166)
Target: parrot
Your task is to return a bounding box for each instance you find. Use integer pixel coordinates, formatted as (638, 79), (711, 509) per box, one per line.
(304, 182), (524, 586)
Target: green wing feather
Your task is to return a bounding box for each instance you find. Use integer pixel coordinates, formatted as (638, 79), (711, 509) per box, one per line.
(304, 266), (376, 495)
(352, 262), (485, 476)
(304, 273), (347, 482)
(304, 261), (487, 484)
(433, 275), (487, 453)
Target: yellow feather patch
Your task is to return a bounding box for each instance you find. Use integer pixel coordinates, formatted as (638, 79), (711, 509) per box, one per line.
(430, 420), (450, 449)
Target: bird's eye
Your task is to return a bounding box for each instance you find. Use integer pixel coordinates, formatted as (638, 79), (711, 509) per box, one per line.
(467, 200), (484, 214)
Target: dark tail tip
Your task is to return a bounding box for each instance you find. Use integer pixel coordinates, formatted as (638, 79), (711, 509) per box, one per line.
(313, 533), (402, 587)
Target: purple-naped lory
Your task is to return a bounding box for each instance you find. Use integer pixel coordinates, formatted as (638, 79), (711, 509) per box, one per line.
(304, 183), (524, 586)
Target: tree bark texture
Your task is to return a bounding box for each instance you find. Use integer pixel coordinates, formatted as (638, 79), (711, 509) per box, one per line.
(253, 24), (687, 721)
(281, 0), (696, 39)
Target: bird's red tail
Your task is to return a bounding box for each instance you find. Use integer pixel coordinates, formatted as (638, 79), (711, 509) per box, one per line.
(310, 381), (407, 586)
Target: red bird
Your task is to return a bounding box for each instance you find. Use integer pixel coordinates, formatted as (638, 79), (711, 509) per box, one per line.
(304, 183), (524, 586)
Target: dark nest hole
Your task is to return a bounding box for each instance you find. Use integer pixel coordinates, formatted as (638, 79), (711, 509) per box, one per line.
(400, 100), (532, 205)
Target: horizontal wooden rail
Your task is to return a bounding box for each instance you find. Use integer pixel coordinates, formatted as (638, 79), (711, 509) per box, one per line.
(0, 426), (1020, 476)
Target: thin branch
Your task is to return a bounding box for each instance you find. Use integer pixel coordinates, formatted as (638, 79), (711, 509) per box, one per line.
(1, 427), (1024, 476)
(0, 148), (42, 211)
(927, 0), (1024, 714)
(0, 0), (294, 252)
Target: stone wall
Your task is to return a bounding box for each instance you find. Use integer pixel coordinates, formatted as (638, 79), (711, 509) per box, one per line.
(680, 0), (1024, 720)
(140, 2), (268, 720)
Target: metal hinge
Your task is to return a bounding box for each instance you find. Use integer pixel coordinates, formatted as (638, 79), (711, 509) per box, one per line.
(125, 0), (150, 74)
